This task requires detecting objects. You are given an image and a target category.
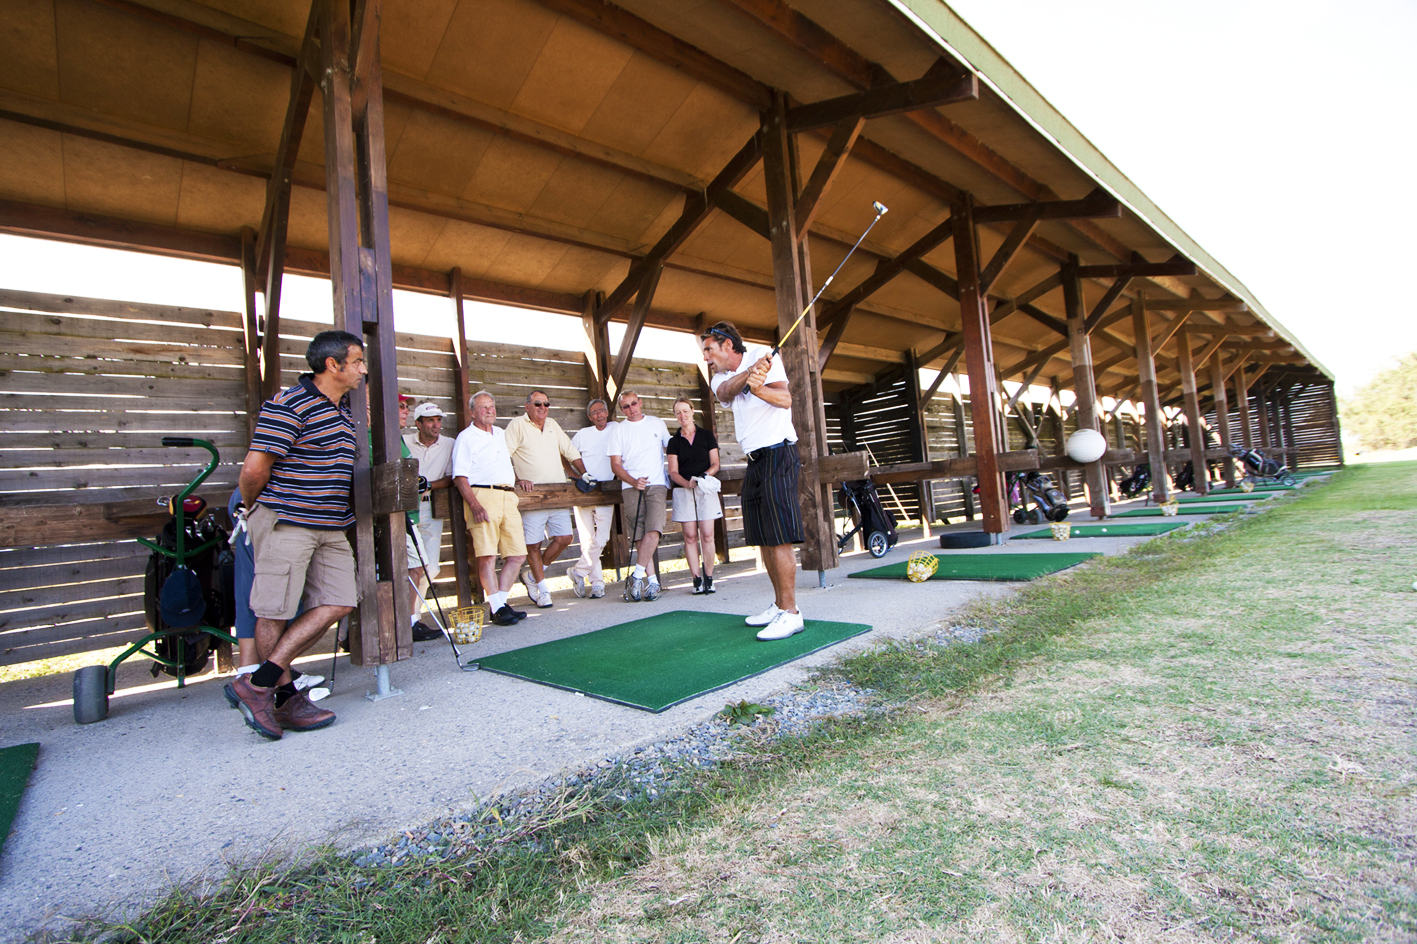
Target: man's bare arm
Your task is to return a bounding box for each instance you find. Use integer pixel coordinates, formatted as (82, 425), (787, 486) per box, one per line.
(238, 450), (278, 507)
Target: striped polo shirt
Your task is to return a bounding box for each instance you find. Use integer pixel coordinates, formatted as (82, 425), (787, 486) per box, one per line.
(251, 375), (356, 529)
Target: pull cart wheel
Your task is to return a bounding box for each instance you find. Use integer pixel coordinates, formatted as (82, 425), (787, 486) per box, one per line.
(867, 530), (889, 558)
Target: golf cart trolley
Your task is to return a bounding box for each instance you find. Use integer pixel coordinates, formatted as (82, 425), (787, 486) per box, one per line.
(1229, 445), (1297, 487)
(73, 438), (237, 724)
(837, 478), (898, 558)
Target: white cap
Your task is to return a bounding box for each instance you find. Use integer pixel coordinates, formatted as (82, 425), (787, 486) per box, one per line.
(412, 402), (446, 420)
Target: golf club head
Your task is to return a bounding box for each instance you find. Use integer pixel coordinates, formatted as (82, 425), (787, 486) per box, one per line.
(872, 201), (889, 217)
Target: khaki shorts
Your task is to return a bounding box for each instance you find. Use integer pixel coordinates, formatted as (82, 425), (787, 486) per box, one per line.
(621, 485), (667, 539)
(671, 485), (723, 523)
(247, 502), (358, 620)
(464, 487), (527, 559)
(405, 509), (443, 574)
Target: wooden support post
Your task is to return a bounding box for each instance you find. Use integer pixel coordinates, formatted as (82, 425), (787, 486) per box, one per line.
(761, 92), (836, 572)
(1062, 258), (1110, 518)
(581, 290), (608, 404)
(1177, 329), (1208, 494)
(239, 226), (263, 442)
(1234, 361), (1253, 451)
(952, 193), (1008, 534)
(1280, 388), (1298, 467)
(1256, 384), (1272, 451)
(1209, 354), (1236, 486)
(320, 0), (409, 667)
(906, 347), (931, 536)
(449, 267), (475, 608)
(608, 262), (664, 401)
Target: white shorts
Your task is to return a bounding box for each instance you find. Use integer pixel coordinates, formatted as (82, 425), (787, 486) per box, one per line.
(671, 486), (723, 523)
(522, 508), (573, 544)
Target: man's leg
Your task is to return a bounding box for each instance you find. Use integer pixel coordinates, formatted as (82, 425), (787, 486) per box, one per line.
(265, 604), (352, 680)
(761, 543), (797, 613)
(498, 554), (528, 592)
(526, 540), (548, 583)
(541, 534), (574, 569)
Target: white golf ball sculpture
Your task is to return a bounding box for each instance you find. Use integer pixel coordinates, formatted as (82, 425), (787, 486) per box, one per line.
(1065, 428), (1108, 464)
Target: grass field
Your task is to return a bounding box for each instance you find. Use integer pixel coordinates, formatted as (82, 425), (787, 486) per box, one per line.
(56, 464), (1416, 943)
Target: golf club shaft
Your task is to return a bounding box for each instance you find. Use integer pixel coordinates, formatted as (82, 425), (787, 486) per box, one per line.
(771, 203), (887, 357)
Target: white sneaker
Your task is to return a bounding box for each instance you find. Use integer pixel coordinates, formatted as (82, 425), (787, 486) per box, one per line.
(520, 567), (537, 598)
(756, 609), (805, 641)
(645, 579), (661, 601)
(590, 585), (605, 599)
(535, 587), (553, 608)
(570, 573), (588, 598)
(745, 603), (781, 627)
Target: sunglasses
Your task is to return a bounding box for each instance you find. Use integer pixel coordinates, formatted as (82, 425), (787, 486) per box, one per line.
(530, 400), (551, 407)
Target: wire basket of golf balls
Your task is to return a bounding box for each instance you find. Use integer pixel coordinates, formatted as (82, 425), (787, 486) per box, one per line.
(1159, 499), (1180, 517)
(906, 550), (939, 582)
(1240, 479), (1255, 492)
(452, 606), (485, 646)
(1049, 521), (1072, 540)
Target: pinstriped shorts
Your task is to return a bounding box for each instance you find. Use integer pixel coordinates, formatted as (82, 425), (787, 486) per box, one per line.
(741, 441), (803, 547)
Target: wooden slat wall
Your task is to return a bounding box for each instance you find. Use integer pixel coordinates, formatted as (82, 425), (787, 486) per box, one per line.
(0, 290), (752, 667)
(831, 369), (923, 524)
(1284, 382), (1342, 469)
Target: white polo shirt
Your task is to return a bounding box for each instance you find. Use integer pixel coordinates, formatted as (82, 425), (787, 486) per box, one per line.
(607, 416), (670, 489)
(451, 423), (515, 487)
(402, 432), (454, 481)
(571, 423), (616, 482)
(710, 343), (798, 454)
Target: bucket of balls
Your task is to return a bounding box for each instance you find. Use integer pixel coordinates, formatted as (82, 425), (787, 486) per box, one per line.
(1240, 479), (1255, 493)
(1159, 499), (1180, 516)
(1049, 521), (1072, 540)
(452, 606), (484, 645)
(906, 550), (940, 582)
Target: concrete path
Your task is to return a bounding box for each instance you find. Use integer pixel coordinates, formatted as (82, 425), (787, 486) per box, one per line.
(0, 493), (1290, 940)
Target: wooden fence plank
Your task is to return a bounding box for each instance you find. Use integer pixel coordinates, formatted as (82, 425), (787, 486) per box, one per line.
(0, 353), (248, 383)
(0, 289), (243, 328)
(0, 312), (243, 346)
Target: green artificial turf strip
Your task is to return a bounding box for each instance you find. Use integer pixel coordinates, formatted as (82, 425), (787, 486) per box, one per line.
(1207, 485), (1294, 494)
(0, 742), (39, 857)
(847, 552), (1100, 582)
(1014, 521), (1191, 539)
(1175, 492), (1271, 502)
(476, 611), (871, 712)
(1112, 505), (1245, 517)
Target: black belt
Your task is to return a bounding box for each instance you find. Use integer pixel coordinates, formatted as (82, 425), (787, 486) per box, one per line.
(470, 484), (515, 492)
(746, 440), (793, 462)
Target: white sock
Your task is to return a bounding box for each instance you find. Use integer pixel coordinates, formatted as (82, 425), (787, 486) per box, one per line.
(648, 573), (659, 585)
(488, 591), (507, 611)
(536, 579), (549, 594)
(236, 663), (258, 675)
(632, 564), (646, 577)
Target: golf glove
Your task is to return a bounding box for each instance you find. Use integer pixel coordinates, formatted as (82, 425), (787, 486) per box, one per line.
(581, 471), (596, 485)
(230, 503), (249, 546)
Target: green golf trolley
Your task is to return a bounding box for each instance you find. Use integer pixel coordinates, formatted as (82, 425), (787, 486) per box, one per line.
(73, 437), (238, 724)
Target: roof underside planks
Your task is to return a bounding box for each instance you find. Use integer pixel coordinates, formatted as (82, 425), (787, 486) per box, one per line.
(0, 0), (1330, 396)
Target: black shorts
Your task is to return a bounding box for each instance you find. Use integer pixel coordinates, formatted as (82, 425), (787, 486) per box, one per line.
(741, 441), (803, 547)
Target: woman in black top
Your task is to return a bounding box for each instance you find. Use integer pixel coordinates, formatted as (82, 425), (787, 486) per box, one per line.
(666, 397), (722, 594)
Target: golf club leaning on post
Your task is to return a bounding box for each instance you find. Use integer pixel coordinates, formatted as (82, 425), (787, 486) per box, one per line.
(770, 201), (888, 358)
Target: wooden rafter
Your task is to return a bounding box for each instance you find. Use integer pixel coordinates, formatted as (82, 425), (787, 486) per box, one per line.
(795, 117), (865, 240)
(783, 63), (977, 133)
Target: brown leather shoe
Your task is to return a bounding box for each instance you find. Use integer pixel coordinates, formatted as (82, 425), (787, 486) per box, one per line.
(272, 689), (336, 732)
(232, 674), (282, 740)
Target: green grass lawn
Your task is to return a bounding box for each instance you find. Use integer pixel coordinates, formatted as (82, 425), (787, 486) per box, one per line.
(61, 463), (1417, 943)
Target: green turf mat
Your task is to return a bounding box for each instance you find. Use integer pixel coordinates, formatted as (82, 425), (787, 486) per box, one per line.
(1207, 485), (1294, 494)
(476, 611), (871, 712)
(847, 552), (1100, 581)
(1176, 492), (1269, 502)
(1015, 521), (1191, 539)
(0, 742), (39, 857)
(1112, 505), (1243, 517)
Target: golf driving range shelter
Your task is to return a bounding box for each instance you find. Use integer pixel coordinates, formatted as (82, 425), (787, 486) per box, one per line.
(0, 0), (1340, 673)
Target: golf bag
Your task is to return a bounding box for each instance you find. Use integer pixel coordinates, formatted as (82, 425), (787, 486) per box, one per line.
(1010, 471), (1069, 524)
(1174, 461), (1195, 491)
(142, 502), (235, 677)
(837, 478), (898, 558)
(1229, 445), (1296, 485)
(1118, 463), (1151, 498)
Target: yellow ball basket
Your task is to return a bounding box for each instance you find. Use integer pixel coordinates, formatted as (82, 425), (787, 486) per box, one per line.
(1240, 479), (1255, 493)
(1159, 499), (1180, 517)
(906, 550), (939, 582)
(452, 606), (485, 646)
(1049, 521), (1072, 540)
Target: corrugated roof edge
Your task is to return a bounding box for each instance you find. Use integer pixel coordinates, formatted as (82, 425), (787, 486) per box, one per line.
(888, 0), (1332, 381)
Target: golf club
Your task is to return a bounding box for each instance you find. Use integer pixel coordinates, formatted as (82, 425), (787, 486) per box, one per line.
(771, 200), (888, 357)
(621, 483), (649, 602)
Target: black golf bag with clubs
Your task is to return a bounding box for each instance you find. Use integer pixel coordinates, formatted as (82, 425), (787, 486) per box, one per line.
(1118, 463), (1151, 498)
(1010, 471), (1069, 523)
(837, 478), (898, 558)
(1229, 445), (1297, 485)
(142, 496), (236, 678)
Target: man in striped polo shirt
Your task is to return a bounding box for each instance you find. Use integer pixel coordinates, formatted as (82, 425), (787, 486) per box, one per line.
(229, 330), (366, 740)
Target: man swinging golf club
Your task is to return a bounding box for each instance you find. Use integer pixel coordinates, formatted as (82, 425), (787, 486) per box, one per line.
(701, 321), (805, 640)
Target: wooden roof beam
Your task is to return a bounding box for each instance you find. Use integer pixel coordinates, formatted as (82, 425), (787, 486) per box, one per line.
(795, 117), (865, 239)
(784, 61), (978, 133)
(1076, 256), (1197, 279)
(1145, 297), (1248, 312)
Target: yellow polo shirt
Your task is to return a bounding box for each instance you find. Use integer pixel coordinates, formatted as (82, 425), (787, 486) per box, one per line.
(503, 413), (582, 485)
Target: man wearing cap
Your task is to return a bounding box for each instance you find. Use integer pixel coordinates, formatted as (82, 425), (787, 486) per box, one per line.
(452, 391), (528, 627)
(403, 400), (454, 639)
(701, 320), (805, 641)
(503, 389), (591, 608)
(229, 330), (364, 740)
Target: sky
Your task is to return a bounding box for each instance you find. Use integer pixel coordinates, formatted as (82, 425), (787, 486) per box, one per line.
(940, 0), (1417, 394)
(1, 1), (1410, 394)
